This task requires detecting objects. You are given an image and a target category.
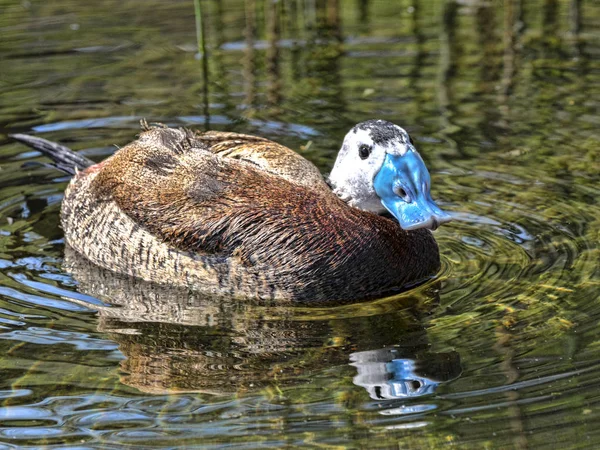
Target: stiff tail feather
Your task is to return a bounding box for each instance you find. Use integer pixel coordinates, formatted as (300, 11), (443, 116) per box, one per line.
(10, 134), (94, 176)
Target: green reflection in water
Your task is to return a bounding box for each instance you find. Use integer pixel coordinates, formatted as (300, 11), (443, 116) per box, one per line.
(0, 0), (599, 448)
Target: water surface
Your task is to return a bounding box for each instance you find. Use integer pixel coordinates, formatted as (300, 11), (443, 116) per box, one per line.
(0, 0), (599, 448)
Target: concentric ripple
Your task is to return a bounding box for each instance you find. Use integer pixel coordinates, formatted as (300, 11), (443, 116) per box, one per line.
(0, 133), (597, 448)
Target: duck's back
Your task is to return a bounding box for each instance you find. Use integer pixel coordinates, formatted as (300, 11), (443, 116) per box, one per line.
(196, 130), (330, 193)
(62, 127), (439, 303)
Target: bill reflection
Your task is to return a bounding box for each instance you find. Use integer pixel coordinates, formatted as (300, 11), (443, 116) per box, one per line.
(350, 348), (461, 400)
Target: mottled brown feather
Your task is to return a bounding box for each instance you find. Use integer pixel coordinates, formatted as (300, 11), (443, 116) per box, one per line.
(80, 127), (439, 301)
(197, 130), (329, 192)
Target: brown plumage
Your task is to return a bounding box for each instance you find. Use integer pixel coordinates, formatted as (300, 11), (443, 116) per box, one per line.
(15, 125), (440, 304)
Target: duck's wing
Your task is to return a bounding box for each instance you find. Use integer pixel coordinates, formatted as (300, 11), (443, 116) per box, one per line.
(192, 130), (330, 193)
(91, 126), (341, 263)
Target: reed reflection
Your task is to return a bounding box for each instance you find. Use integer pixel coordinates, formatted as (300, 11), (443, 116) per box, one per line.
(243, 0), (257, 110)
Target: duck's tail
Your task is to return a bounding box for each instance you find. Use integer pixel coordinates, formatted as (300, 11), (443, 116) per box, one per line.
(10, 134), (95, 176)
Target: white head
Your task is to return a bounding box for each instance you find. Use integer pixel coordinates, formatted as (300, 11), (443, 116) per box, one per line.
(329, 120), (451, 231)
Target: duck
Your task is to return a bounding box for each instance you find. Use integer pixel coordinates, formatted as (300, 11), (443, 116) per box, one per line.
(11, 119), (451, 304)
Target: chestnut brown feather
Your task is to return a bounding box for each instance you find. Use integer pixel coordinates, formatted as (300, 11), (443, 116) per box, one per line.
(84, 127), (440, 301)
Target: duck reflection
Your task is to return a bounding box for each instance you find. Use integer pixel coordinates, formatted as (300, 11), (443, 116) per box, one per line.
(351, 348), (461, 400)
(64, 246), (461, 398)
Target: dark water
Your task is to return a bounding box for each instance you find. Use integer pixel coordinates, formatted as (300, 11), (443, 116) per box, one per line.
(0, 0), (599, 448)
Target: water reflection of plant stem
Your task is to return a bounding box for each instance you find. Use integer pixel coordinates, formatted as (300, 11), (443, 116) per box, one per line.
(288, 0), (303, 82)
(437, 0), (460, 154)
(326, 0), (342, 42)
(570, 0), (582, 35)
(475, 2), (501, 143)
(494, 325), (528, 450)
(266, 0), (282, 109)
(408, 0), (428, 133)
(438, 0), (457, 109)
(244, 0), (257, 112)
(543, 0), (559, 38)
(570, 0), (586, 57)
(408, 2), (422, 84)
(211, 0), (235, 119)
(194, 0), (210, 128)
(194, 0), (204, 55)
(499, 0), (522, 116)
(305, 0), (317, 32)
(357, 0), (370, 34)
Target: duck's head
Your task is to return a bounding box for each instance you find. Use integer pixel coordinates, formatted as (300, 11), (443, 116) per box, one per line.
(329, 120), (451, 231)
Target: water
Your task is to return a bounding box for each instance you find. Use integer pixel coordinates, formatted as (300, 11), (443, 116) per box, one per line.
(0, 0), (599, 448)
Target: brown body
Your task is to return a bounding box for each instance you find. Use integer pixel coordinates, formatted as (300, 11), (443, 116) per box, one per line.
(60, 126), (440, 303)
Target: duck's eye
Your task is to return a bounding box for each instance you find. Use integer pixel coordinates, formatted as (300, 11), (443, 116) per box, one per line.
(358, 144), (372, 159)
